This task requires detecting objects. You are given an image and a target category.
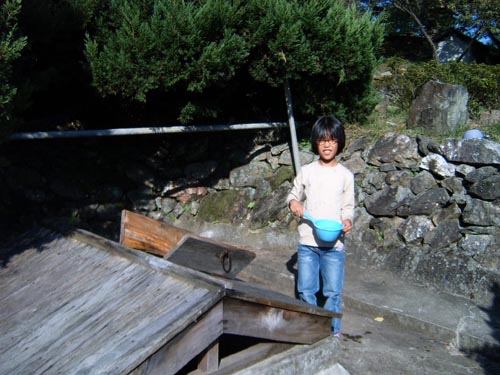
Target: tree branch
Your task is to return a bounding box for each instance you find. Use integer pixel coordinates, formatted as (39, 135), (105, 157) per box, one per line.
(393, 0), (440, 63)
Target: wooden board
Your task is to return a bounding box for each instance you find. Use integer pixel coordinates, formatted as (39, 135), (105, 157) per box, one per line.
(168, 236), (256, 279)
(120, 209), (190, 257)
(223, 298), (332, 344)
(225, 278), (339, 318)
(187, 342), (293, 375)
(120, 210), (256, 278)
(145, 302), (224, 375)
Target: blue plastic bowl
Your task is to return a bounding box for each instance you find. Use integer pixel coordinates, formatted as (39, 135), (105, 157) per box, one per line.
(463, 129), (484, 140)
(314, 219), (343, 242)
(303, 213), (343, 243)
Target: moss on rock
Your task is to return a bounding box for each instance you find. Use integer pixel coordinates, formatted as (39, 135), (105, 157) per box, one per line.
(197, 189), (252, 223)
(269, 166), (294, 190)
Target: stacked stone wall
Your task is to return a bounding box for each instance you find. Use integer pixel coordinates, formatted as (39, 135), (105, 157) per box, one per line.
(1, 133), (499, 304)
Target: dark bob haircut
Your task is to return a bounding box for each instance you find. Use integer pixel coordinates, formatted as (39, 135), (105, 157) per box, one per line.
(310, 115), (346, 155)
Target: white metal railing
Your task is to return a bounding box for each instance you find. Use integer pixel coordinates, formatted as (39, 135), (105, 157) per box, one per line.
(9, 120), (303, 175)
(8, 122), (289, 140)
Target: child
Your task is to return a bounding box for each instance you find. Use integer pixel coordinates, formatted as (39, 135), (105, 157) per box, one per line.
(286, 115), (355, 336)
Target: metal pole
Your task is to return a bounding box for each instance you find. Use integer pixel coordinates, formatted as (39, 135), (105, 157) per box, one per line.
(8, 122), (288, 140)
(284, 80), (301, 175)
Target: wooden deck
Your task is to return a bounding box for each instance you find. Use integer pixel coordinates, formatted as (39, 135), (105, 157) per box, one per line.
(0, 221), (336, 375)
(0, 228), (224, 375)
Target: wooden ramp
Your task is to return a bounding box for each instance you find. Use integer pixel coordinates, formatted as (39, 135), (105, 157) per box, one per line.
(0, 226), (336, 375)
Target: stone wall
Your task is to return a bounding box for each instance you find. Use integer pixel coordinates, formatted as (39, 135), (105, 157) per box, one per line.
(1, 132), (499, 305)
(342, 134), (500, 305)
(145, 133), (500, 305)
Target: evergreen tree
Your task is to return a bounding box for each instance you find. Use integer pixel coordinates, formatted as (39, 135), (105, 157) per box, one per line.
(244, 0), (383, 121)
(85, 0), (384, 124)
(85, 0), (248, 122)
(0, 0), (27, 130)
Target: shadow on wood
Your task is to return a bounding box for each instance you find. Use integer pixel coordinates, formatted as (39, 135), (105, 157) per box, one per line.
(120, 210), (256, 279)
(0, 225), (337, 375)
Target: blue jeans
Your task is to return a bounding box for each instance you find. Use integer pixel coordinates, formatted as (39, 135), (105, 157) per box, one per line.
(297, 243), (345, 334)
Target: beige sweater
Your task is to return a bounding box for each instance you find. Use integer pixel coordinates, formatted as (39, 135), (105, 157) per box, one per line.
(286, 160), (355, 247)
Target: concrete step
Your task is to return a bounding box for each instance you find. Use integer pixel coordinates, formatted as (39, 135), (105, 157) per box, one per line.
(343, 262), (500, 357)
(230, 336), (342, 375)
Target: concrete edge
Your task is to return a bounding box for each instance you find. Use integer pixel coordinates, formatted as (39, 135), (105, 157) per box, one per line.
(230, 336), (343, 375)
(343, 294), (500, 356)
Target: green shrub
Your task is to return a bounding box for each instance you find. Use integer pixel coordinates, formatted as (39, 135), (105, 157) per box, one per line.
(0, 0), (27, 130)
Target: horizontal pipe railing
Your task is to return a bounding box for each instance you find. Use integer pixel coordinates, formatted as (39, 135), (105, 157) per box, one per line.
(9, 122), (290, 140)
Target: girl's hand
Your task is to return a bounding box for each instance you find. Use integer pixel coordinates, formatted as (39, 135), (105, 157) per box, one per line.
(289, 199), (304, 217)
(342, 219), (353, 234)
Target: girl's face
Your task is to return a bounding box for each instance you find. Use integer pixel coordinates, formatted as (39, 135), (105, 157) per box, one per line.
(317, 137), (338, 165)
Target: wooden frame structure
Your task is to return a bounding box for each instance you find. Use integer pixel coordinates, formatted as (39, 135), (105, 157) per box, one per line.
(1, 218), (336, 375)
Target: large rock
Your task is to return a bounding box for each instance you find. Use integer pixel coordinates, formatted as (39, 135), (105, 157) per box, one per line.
(250, 183), (290, 230)
(342, 151), (367, 176)
(462, 198), (500, 226)
(459, 233), (496, 257)
(409, 170), (437, 195)
(385, 170), (413, 187)
(197, 189), (253, 224)
(419, 154), (456, 178)
(430, 202), (461, 225)
(278, 149), (315, 167)
(407, 188), (450, 216)
(398, 215), (434, 244)
(230, 161), (273, 188)
(438, 138), (500, 166)
(397, 188), (450, 217)
(440, 177), (465, 196)
(127, 187), (156, 212)
(479, 109), (500, 126)
(184, 160), (218, 180)
(408, 80), (468, 135)
(412, 251), (474, 298)
(464, 166), (500, 200)
(424, 219), (462, 249)
(459, 230), (500, 269)
(365, 133), (420, 166)
(362, 170), (386, 194)
(364, 185), (413, 217)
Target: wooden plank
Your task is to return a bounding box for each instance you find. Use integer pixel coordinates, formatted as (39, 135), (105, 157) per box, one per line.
(197, 341), (219, 373)
(225, 278), (339, 318)
(119, 210), (256, 278)
(187, 342), (293, 375)
(215, 342), (293, 375)
(120, 209), (190, 256)
(145, 301), (224, 375)
(69, 228), (228, 292)
(223, 298), (332, 344)
(167, 237), (256, 279)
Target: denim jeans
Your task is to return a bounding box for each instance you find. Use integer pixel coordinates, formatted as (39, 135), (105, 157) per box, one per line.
(297, 243), (345, 334)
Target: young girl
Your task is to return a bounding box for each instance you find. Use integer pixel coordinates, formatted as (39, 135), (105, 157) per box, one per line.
(286, 115), (355, 336)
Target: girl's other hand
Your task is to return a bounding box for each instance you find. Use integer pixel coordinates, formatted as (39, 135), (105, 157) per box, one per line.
(289, 199), (304, 217)
(342, 219), (353, 234)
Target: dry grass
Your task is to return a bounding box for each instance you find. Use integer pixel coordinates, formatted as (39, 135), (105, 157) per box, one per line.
(346, 106), (500, 143)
